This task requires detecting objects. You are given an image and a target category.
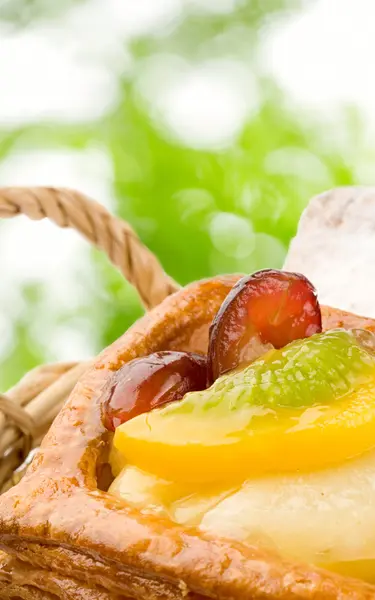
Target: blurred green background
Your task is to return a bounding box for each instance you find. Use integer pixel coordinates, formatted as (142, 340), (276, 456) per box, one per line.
(0, 0), (373, 391)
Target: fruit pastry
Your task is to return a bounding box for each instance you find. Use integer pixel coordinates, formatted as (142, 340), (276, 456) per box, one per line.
(3, 264), (375, 599)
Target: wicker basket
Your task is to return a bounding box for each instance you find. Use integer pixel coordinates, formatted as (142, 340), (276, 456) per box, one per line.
(0, 186), (180, 493)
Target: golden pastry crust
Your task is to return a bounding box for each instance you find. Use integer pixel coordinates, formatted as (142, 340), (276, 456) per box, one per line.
(1, 275), (375, 599)
(0, 550), (127, 599)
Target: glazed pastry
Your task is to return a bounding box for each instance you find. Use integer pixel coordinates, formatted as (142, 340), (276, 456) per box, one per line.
(2, 269), (375, 600)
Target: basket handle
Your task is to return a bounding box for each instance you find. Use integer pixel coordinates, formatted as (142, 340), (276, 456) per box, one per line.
(0, 187), (180, 491)
(0, 187), (179, 309)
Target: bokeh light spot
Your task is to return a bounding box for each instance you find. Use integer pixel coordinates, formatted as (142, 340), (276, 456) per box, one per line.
(175, 188), (216, 223)
(209, 212), (255, 259)
(139, 59), (259, 149)
(265, 147), (332, 187)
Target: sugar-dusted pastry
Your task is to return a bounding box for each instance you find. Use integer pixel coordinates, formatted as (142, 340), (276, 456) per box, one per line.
(2, 266), (375, 599)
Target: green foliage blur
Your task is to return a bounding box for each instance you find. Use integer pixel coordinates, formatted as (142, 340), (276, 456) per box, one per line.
(0, 0), (370, 391)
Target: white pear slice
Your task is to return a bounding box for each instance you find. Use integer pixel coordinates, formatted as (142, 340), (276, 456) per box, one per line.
(201, 449), (375, 566)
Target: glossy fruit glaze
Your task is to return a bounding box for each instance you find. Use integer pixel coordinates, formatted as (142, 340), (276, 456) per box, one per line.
(103, 269), (322, 430)
(113, 329), (375, 483)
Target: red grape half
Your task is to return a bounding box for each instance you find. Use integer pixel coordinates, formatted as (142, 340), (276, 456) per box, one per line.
(208, 269), (322, 383)
(102, 351), (207, 431)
